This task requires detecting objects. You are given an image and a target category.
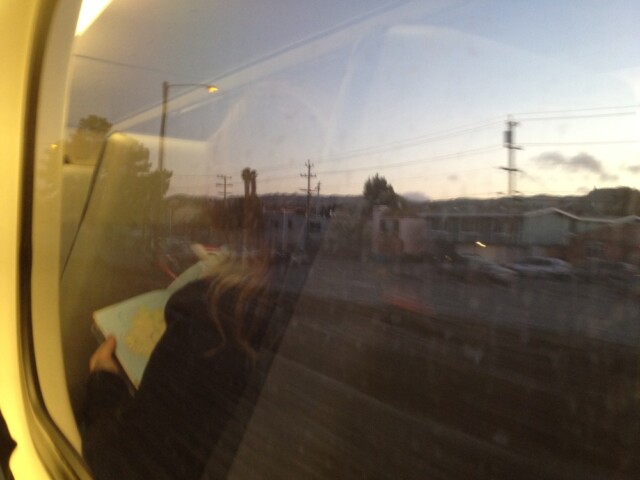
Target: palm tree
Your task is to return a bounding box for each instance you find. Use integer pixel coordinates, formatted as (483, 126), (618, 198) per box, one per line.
(250, 169), (257, 197)
(241, 167), (251, 199)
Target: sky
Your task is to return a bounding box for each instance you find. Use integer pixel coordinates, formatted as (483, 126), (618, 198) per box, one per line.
(70, 0), (640, 200)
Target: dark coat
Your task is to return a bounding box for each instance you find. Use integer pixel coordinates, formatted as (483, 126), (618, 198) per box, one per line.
(82, 278), (254, 480)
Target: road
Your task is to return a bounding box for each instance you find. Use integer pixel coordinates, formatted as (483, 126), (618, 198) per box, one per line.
(299, 257), (640, 345)
(227, 254), (640, 479)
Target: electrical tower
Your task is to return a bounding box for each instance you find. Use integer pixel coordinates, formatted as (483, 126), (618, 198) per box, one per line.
(300, 160), (316, 218)
(501, 116), (522, 197)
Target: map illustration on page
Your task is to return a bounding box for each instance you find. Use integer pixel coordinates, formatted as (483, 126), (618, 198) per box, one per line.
(93, 246), (227, 388)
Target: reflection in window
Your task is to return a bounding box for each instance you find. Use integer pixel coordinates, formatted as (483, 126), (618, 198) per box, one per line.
(48, 0), (640, 478)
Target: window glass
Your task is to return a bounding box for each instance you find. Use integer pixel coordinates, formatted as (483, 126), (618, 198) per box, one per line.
(52, 0), (640, 478)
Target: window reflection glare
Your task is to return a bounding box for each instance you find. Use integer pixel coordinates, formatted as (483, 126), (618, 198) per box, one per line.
(55, 1), (640, 478)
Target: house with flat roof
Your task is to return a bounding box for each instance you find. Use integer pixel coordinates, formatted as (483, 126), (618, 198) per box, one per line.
(521, 208), (613, 246)
(568, 216), (640, 265)
(372, 207), (640, 264)
(263, 208), (328, 255)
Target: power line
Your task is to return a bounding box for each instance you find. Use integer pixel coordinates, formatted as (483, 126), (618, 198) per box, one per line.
(313, 118), (503, 164)
(177, 105), (636, 183)
(262, 117), (504, 174)
(257, 144), (501, 185)
(316, 165), (501, 194)
(518, 169), (552, 193)
(520, 140), (640, 147)
(277, 109), (634, 174)
(517, 111), (636, 122)
(315, 145), (502, 176)
(248, 110), (636, 178)
(170, 103), (638, 197)
(304, 106), (636, 169)
(513, 103), (640, 117)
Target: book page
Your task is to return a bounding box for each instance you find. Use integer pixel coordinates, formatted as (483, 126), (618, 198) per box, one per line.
(92, 249), (229, 387)
(93, 290), (169, 388)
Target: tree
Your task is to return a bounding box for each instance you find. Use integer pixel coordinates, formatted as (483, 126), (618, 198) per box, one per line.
(99, 134), (172, 229)
(239, 167), (262, 249)
(64, 117), (174, 252)
(59, 116), (172, 228)
(37, 115), (114, 199)
(65, 114), (112, 165)
(586, 187), (640, 217)
(363, 173), (398, 207)
(241, 167), (252, 199)
(250, 170), (257, 197)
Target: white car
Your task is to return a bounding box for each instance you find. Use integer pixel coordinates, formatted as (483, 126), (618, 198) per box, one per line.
(476, 258), (518, 285)
(441, 253), (517, 285)
(509, 257), (573, 278)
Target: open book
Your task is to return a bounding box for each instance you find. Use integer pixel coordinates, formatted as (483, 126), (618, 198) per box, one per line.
(93, 245), (228, 388)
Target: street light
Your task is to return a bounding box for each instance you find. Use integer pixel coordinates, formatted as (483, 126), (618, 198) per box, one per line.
(158, 81), (219, 171)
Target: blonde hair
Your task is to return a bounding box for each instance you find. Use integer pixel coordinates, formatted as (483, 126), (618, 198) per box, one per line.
(204, 252), (272, 363)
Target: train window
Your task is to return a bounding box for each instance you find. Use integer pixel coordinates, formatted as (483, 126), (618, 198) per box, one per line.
(30, 0), (640, 478)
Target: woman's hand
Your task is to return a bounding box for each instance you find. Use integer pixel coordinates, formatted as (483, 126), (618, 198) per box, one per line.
(89, 336), (120, 374)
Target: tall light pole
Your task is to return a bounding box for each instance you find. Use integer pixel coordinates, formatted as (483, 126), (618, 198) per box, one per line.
(158, 81), (218, 171)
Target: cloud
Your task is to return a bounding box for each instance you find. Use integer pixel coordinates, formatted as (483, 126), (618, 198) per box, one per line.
(447, 174), (459, 182)
(532, 151), (615, 182)
(534, 151), (600, 173)
(402, 191), (430, 202)
(627, 165), (640, 174)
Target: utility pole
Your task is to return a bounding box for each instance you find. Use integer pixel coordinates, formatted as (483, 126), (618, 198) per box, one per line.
(299, 161), (316, 252)
(158, 81), (218, 171)
(158, 81), (169, 171)
(216, 174), (232, 205)
(501, 116), (522, 197)
(216, 174), (232, 239)
(315, 181), (321, 216)
(300, 160), (316, 219)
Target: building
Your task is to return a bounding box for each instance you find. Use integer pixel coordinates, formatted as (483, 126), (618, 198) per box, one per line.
(373, 206), (640, 265)
(568, 217), (640, 266)
(263, 208), (328, 254)
(521, 208), (613, 245)
(421, 212), (521, 262)
(372, 206), (427, 259)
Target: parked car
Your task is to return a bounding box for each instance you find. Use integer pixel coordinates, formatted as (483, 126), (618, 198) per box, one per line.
(581, 260), (640, 296)
(439, 253), (517, 285)
(574, 259), (638, 285)
(509, 256), (573, 279)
